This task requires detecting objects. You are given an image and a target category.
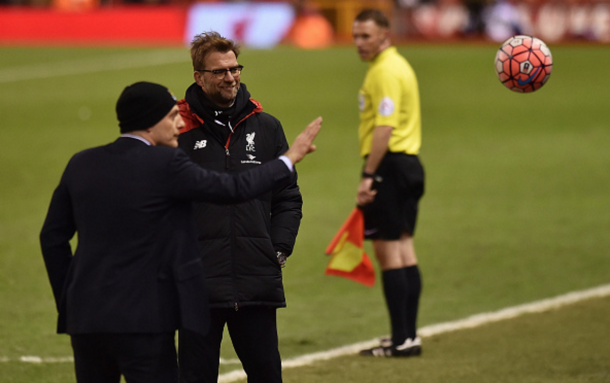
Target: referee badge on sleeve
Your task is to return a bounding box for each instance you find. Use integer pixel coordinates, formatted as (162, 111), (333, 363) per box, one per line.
(358, 93), (365, 112)
(378, 97), (395, 116)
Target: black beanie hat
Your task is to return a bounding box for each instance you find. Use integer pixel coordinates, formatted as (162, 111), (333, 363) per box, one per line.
(116, 81), (177, 133)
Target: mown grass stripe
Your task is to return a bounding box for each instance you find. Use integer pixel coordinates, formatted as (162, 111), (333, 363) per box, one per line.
(0, 50), (187, 84)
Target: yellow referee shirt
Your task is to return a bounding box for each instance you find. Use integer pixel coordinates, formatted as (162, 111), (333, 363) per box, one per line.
(358, 46), (422, 158)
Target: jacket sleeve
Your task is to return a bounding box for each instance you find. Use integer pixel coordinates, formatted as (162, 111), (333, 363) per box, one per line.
(269, 120), (303, 256)
(40, 171), (75, 310)
(169, 149), (293, 204)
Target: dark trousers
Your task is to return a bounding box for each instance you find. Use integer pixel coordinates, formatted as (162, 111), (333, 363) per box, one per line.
(70, 332), (178, 383)
(179, 307), (281, 383)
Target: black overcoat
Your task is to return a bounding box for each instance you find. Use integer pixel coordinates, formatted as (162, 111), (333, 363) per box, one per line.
(40, 137), (291, 335)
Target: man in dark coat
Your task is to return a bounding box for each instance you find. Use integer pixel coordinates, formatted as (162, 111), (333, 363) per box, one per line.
(39, 81), (321, 383)
(177, 32), (303, 383)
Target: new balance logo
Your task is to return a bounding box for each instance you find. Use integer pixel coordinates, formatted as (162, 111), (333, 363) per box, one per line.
(193, 140), (207, 150)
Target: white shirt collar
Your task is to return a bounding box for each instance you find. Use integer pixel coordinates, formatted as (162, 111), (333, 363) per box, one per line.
(121, 134), (152, 146)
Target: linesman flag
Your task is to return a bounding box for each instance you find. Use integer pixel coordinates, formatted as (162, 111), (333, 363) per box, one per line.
(324, 208), (376, 287)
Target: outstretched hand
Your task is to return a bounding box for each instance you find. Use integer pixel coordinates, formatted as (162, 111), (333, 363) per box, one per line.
(284, 117), (322, 165)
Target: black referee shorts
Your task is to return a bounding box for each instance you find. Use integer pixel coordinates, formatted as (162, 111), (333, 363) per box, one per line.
(360, 153), (425, 240)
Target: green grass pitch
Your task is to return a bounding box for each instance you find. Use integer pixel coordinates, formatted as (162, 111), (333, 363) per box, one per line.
(0, 44), (609, 382)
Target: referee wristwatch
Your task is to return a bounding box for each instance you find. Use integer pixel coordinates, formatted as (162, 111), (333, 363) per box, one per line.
(361, 171), (383, 183)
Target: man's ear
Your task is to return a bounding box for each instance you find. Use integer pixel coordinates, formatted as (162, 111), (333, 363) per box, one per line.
(382, 28), (390, 43)
(194, 71), (205, 87)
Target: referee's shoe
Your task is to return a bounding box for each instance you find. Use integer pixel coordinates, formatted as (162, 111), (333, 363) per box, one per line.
(359, 337), (422, 357)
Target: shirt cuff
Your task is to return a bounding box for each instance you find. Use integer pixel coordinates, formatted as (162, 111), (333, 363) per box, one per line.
(278, 155), (294, 172)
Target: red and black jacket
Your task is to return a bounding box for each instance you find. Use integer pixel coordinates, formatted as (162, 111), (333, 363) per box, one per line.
(177, 83), (303, 309)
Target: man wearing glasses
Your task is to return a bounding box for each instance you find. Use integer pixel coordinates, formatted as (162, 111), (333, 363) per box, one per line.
(176, 32), (302, 383)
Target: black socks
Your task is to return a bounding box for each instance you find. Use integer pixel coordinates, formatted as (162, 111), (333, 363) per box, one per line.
(382, 265), (422, 346)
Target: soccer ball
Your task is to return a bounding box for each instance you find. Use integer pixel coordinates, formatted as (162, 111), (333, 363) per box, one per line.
(494, 35), (553, 93)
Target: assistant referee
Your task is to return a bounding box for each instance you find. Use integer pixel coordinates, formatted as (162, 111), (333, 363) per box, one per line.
(352, 9), (425, 358)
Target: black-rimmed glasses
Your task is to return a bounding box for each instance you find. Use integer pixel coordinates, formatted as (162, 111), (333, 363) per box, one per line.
(197, 65), (244, 79)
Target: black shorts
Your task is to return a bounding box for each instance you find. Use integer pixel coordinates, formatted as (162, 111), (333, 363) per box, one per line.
(360, 153), (425, 240)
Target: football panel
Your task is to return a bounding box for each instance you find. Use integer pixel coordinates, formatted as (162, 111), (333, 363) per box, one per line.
(495, 60), (505, 74)
(519, 60), (534, 74)
(541, 74), (551, 84)
(508, 36), (525, 47)
(498, 72), (510, 82)
(527, 53), (543, 67)
(511, 45), (530, 57)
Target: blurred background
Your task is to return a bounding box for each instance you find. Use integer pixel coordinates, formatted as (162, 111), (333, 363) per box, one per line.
(1, 0), (608, 49)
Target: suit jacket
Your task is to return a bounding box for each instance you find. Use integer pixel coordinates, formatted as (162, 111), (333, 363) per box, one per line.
(40, 137), (291, 335)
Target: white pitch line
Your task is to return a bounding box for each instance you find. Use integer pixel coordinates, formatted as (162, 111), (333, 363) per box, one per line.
(218, 283), (610, 383)
(19, 356), (74, 363)
(4, 283), (609, 379)
(0, 50), (188, 84)
(2, 355), (240, 365)
(219, 357), (242, 365)
(417, 283), (610, 337)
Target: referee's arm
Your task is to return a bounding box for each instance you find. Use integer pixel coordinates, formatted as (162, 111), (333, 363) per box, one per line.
(357, 125), (393, 206)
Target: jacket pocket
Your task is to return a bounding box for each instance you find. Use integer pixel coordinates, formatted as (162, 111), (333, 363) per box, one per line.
(175, 258), (204, 282)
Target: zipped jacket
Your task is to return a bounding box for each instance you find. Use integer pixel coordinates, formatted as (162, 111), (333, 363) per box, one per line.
(177, 83), (303, 309)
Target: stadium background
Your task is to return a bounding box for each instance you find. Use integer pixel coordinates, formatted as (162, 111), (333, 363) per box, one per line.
(1, 0), (609, 47)
(1, 1), (609, 382)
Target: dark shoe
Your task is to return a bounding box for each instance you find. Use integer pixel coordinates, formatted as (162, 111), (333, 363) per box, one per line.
(359, 337), (422, 357)
(393, 337), (422, 356)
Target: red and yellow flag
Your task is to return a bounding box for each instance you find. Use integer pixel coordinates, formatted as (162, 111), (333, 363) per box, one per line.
(324, 208), (375, 287)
